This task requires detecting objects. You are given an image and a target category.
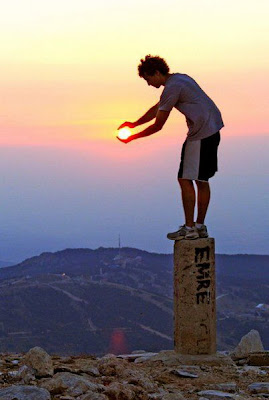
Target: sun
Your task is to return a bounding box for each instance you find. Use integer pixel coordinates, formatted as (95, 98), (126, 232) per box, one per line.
(117, 128), (131, 140)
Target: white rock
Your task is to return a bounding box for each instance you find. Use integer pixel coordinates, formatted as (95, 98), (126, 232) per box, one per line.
(248, 382), (269, 394)
(198, 390), (235, 399)
(23, 346), (54, 377)
(231, 330), (264, 359)
(117, 352), (158, 361)
(170, 369), (198, 378)
(131, 350), (146, 354)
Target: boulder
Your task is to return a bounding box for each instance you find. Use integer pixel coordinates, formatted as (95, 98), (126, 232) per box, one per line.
(0, 384), (51, 399)
(231, 330), (264, 360)
(40, 372), (104, 397)
(23, 346), (54, 377)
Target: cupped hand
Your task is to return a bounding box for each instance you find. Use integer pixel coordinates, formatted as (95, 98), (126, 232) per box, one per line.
(117, 121), (136, 130)
(117, 136), (133, 144)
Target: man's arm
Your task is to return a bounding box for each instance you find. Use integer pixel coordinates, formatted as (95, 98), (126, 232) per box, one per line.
(134, 102), (160, 127)
(118, 110), (170, 143)
(118, 102), (159, 130)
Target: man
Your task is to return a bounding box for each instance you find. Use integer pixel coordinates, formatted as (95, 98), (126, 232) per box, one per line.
(117, 55), (224, 240)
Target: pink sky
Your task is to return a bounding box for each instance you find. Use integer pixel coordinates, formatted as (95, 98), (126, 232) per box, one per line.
(0, 1), (268, 261)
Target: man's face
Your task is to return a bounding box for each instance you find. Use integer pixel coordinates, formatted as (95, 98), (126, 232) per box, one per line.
(143, 71), (163, 88)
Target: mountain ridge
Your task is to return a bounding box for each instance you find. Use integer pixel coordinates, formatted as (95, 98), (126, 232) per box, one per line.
(0, 247), (268, 355)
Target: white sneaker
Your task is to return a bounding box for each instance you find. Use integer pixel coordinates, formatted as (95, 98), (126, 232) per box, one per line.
(196, 224), (209, 238)
(167, 225), (199, 241)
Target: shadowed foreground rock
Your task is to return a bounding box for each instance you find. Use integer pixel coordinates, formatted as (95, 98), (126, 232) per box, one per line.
(0, 345), (268, 400)
(24, 346), (54, 377)
(0, 384), (51, 399)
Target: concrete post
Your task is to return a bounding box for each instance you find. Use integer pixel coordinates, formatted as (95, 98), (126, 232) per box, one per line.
(174, 238), (216, 355)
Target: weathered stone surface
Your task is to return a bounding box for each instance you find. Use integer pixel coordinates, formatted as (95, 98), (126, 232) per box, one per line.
(0, 384), (51, 399)
(77, 393), (108, 400)
(247, 351), (269, 366)
(174, 238), (216, 355)
(9, 365), (36, 384)
(98, 357), (129, 376)
(231, 330), (264, 360)
(0, 349), (267, 400)
(162, 393), (186, 400)
(135, 355), (157, 363)
(126, 373), (159, 392)
(170, 369), (198, 378)
(40, 372), (104, 396)
(149, 350), (235, 367)
(248, 382), (269, 394)
(197, 390), (235, 399)
(117, 352), (157, 362)
(23, 346), (54, 377)
(207, 383), (237, 392)
(103, 382), (140, 400)
(83, 367), (100, 377)
(238, 365), (267, 376)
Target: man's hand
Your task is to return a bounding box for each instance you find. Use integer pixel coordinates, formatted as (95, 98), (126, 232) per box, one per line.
(117, 121), (136, 130)
(117, 135), (134, 144)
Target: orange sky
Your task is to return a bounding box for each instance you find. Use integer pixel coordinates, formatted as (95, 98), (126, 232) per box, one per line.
(1, 0), (268, 147)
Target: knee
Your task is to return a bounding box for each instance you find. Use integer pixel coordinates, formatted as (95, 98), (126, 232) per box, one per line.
(178, 178), (193, 188)
(195, 180), (209, 187)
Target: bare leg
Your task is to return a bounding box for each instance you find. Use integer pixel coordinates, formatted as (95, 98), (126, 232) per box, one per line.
(195, 180), (210, 224)
(178, 178), (195, 227)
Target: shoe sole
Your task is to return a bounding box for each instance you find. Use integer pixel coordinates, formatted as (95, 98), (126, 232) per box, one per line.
(167, 235), (199, 241)
(167, 235), (185, 241)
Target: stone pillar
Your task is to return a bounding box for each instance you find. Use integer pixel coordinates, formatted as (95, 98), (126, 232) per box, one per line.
(174, 238), (216, 355)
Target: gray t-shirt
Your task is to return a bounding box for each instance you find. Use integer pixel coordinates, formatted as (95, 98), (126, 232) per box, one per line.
(158, 73), (224, 140)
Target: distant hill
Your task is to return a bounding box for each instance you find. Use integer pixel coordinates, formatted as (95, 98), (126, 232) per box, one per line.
(0, 247), (268, 355)
(0, 261), (14, 268)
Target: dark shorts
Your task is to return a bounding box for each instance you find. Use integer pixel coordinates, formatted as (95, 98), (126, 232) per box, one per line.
(178, 131), (221, 181)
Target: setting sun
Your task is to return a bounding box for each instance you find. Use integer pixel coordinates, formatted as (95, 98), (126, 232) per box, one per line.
(117, 128), (131, 140)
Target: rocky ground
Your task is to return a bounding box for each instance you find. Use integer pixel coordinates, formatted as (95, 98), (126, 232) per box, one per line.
(0, 344), (268, 400)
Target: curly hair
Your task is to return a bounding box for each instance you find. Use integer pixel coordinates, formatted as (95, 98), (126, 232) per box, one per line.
(138, 55), (170, 77)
